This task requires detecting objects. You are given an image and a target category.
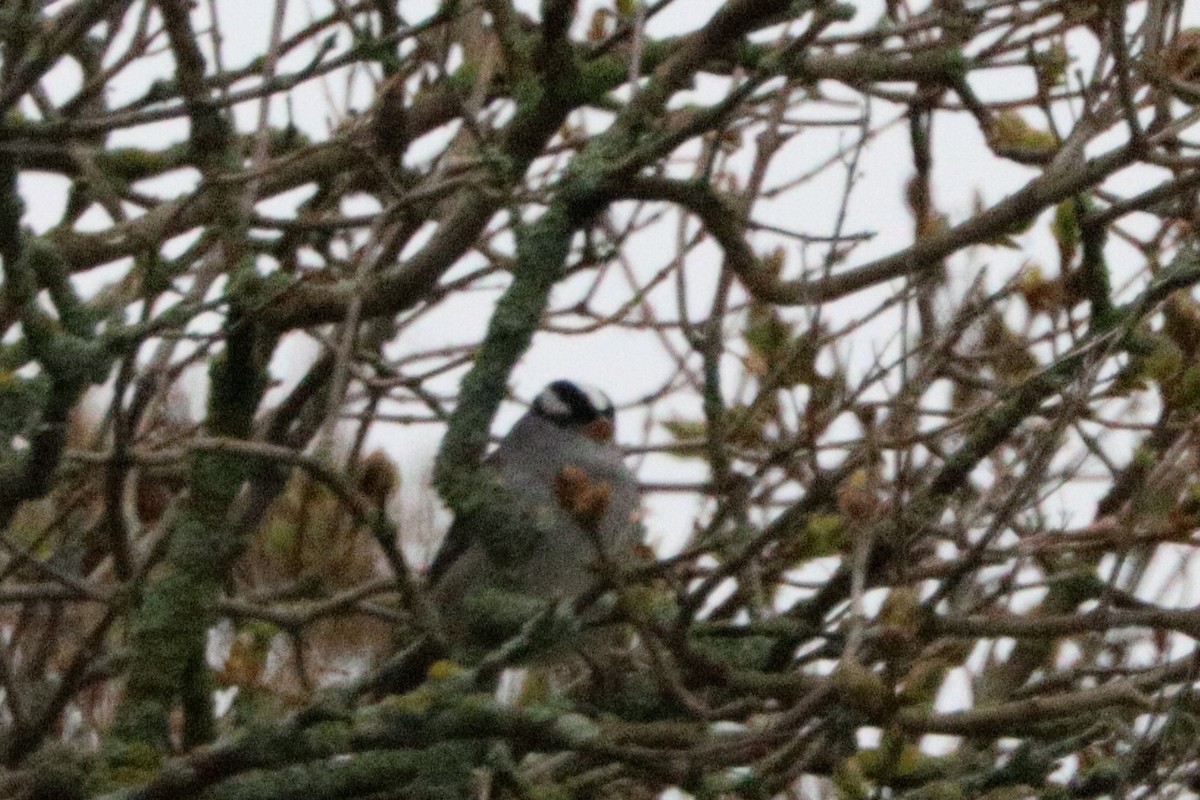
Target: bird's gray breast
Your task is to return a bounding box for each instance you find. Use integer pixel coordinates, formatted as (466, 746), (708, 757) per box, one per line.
(433, 413), (640, 607)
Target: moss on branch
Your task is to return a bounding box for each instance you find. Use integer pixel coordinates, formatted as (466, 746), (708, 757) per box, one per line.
(433, 203), (575, 566)
(114, 273), (276, 751)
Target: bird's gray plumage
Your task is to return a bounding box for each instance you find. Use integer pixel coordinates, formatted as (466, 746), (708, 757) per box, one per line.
(428, 382), (641, 621)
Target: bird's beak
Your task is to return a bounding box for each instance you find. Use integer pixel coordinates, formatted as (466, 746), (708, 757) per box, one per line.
(584, 417), (614, 442)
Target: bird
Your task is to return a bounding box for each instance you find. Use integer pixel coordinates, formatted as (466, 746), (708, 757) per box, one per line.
(427, 379), (642, 640)
(363, 380), (641, 695)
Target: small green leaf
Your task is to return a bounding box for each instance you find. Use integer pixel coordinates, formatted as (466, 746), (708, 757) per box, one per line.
(804, 514), (846, 557)
(1177, 366), (1200, 409)
(662, 417), (706, 442)
(833, 755), (871, 800)
(1030, 42), (1069, 93)
(1144, 339), (1184, 382)
(990, 110), (1057, 153)
(745, 304), (792, 365)
(1053, 199), (1080, 263)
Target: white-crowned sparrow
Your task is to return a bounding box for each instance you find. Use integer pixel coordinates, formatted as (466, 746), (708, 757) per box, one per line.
(428, 380), (642, 628)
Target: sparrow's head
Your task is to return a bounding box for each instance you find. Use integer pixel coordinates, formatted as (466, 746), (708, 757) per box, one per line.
(532, 380), (615, 442)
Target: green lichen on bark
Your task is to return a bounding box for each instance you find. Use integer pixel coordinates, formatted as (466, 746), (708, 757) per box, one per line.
(15, 742), (92, 800)
(0, 147), (114, 516)
(114, 272), (275, 752)
(433, 203), (575, 567)
(181, 738), (483, 800)
(114, 568), (214, 748)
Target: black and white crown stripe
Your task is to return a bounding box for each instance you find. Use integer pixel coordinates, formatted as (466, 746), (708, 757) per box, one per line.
(533, 380), (614, 425)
